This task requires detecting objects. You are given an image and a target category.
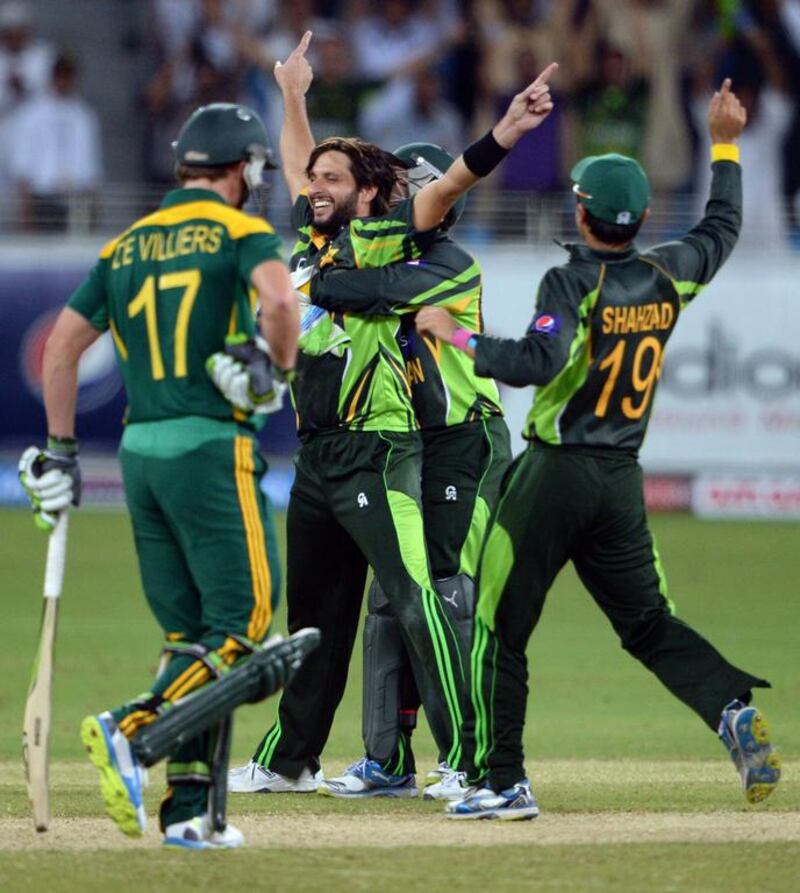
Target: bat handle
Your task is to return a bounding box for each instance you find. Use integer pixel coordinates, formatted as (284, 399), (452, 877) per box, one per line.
(44, 513), (69, 600)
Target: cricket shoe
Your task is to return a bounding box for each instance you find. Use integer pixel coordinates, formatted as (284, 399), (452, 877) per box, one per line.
(228, 760), (322, 793)
(317, 757), (418, 798)
(163, 815), (245, 850)
(445, 779), (539, 820)
(423, 762), (466, 801)
(718, 700), (781, 803)
(80, 711), (148, 837)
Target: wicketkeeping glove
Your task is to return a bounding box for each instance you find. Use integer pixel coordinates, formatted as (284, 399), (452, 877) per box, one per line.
(18, 436), (81, 531)
(206, 334), (294, 415)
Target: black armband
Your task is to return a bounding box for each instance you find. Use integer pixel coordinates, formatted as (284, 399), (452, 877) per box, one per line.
(462, 129), (509, 178)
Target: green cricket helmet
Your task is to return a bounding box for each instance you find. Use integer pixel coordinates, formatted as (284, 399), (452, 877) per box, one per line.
(393, 142), (467, 228)
(173, 103), (277, 182)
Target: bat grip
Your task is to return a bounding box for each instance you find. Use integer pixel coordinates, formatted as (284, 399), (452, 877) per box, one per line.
(44, 513), (69, 600)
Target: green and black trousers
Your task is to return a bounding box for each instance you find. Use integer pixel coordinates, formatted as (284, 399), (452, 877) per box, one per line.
(377, 415), (512, 774)
(251, 429), (466, 776)
(465, 442), (769, 791)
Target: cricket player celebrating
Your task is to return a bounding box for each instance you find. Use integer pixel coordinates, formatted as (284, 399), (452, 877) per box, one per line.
(416, 80), (781, 819)
(19, 103), (301, 847)
(306, 143), (512, 800)
(224, 32), (554, 796)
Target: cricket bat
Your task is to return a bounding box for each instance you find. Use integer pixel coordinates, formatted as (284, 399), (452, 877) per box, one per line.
(22, 512), (69, 832)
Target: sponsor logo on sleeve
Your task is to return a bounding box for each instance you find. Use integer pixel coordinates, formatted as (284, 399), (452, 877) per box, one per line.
(530, 313), (562, 336)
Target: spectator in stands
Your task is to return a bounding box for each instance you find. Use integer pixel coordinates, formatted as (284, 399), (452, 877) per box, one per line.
(6, 53), (102, 232)
(359, 65), (464, 152)
(304, 21), (384, 139)
(145, 0), (244, 182)
(494, 46), (563, 194)
(692, 15), (793, 249)
(0, 1), (54, 117)
(350, 0), (450, 80)
(571, 41), (649, 161)
(591, 0), (693, 192)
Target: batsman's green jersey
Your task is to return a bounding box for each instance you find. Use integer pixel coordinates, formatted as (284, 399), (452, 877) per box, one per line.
(472, 159), (743, 451)
(68, 187), (282, 424)
(312, 232), (504, 429)
(67, 187), (285, 826)
(290, 194), (432, 436)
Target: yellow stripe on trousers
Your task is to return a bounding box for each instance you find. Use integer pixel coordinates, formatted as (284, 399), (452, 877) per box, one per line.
(234, 436), (273, 641)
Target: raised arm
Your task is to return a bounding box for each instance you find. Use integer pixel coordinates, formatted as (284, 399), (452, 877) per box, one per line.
(274, 31), (315, 202)
(645, 79), (746, 305)
(412, 62), (558, 232)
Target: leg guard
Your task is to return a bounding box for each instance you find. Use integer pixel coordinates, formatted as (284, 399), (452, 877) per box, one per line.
(362, 579), (410, 764)
(133, 628), (320, 768)
(435, 574), (475, 664)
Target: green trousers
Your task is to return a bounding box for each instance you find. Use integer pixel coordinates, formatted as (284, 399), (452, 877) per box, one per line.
(113, 418), (279, 826)
(466, 443), (769, 791)
(252, 429), (466, 777)
(377, 416), (512, 773)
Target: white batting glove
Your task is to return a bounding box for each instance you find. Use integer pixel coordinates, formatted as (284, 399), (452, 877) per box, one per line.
(19, 440), (81, 531)
(206, 335), (291, 415)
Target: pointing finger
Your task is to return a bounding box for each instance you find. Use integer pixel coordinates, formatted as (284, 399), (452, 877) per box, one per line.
(720, 77), (732, 94)
(533, 61), (559, 88)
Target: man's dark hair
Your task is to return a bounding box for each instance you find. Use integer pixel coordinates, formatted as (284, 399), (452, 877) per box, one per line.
(306, 137), (402, 216)
(175, 161), (239, 185)
(582, 206), (644, 246)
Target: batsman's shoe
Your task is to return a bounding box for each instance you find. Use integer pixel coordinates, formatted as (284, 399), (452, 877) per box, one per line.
(80, 712), (147, 837)
(317, 757), (418, 799)
(163, 815), (245, 850)
(228, 760), (322, 793)
(718, 700), (781, 803)
(423, 762), (466, 801)
(445, 779), (539, 821)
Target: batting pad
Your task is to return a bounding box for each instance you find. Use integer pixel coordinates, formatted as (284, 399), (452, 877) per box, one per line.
(132, 628), (320, 767)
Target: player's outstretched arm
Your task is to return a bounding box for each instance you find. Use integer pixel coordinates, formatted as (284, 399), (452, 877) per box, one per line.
(251, 259), (300, 373)
(646, 78), (746, 305)
(274, 30), (315, 202)
(412, 62), (558, 232)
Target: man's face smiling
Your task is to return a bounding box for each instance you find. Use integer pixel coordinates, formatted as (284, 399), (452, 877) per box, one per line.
(308, 150), (361, 235)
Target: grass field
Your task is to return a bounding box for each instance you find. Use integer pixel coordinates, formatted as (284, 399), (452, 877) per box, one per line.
(1, 507), (798, 891)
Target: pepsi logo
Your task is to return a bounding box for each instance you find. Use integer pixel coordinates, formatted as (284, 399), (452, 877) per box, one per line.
(20, 311), (123, 413)
(533, 314), (561, 334)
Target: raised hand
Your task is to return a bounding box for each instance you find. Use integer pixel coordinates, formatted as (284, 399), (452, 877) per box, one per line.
(708, 78), (747, 143)
(274, 30), (313, 96)
(494, 62), (559, 148)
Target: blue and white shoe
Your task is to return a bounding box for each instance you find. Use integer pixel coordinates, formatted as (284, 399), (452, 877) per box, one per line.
(445, 778), (539, 820)
(80, 711), (147, 836)
(718, 700), (781, 803)
(163, 815), (245, 849)
(317, 756), (418, 799)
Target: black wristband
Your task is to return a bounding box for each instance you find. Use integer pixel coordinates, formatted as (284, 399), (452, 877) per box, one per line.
(462, 129), (510, 178)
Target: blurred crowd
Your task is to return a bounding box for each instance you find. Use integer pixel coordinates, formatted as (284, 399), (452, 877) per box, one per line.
(1, 0), (799, 247)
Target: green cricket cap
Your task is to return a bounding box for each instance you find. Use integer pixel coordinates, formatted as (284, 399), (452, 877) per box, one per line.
(570, 153), (650, 225)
